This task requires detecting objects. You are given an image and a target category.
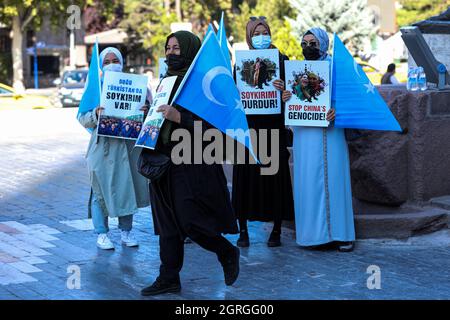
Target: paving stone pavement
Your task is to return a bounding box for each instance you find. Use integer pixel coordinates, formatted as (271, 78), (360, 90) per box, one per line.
(0, 108), (449, 300)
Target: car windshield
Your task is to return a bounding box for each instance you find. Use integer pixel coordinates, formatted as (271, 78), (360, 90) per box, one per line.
(63, 71), (87, 84)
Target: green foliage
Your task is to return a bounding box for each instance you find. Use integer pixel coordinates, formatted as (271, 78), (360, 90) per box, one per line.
(120, 0), (236, 61)
(397, 0), (450, 27)
(120, 0), (177, 62)
(181, 0), (233, 35)
(272, 20), (303, 60)
(288, 0), (376, 55)
(229, 0), (302, 59)
(0, 0), (90, 30)
(229, 1), (252, 43)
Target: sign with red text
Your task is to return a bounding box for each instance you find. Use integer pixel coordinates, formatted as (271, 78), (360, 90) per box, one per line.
(235, 49), (281, 115)
(284, 60), (330, 127)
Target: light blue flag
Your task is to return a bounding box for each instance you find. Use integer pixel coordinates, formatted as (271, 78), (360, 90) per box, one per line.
(205, 23), (215, 38)
(218, 12), (232, 73)
(77, 39), (101, 129)
(172, 32), (258, 163)
(332, 34), (401, 131)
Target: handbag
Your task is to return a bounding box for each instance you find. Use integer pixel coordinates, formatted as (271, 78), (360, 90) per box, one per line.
(137, 149), (171, 181)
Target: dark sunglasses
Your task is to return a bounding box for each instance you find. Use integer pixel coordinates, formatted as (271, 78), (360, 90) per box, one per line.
(301, 41), (318, 48)
(249, 16), (267, 21)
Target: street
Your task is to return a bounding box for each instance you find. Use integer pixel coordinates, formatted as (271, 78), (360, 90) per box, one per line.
(0, 107), (449, 300)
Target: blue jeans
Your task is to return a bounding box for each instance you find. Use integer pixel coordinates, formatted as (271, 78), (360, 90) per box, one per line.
(91, 194), (133, 234)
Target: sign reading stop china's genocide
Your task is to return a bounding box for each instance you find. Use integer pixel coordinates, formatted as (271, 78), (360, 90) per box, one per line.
(235, 49), (281, 115)
(284, 60), (331, 127)
(97, 71), (148, 140)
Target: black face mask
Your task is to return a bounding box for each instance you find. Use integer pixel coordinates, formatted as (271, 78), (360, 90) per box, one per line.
(165, 54), (186, 70)
(303, 46), (321, 60)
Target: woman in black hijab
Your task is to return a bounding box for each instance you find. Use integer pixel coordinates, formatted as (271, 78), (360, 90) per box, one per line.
(140, 31), (240, 296)
(232, 18), (294, 248)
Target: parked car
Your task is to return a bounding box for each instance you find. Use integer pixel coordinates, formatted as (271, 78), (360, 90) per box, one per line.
(0, 83), (52, 109)
(54, 69), (88, 108)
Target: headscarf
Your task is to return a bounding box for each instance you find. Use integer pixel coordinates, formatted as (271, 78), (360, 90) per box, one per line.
(245, 18), (274, 50)
(99, 47), (124, 71)
(159, 31), (201, 145)
(165, 31), (202, 77)
(303, 27), (329, 61)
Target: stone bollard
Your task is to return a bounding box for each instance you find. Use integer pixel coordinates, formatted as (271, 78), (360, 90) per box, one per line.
(348, 85), (450, 206)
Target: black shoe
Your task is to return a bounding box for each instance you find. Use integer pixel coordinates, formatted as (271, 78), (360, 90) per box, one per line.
(221, 246), (240, 286)
(141, 277), (181, 296)
(236, 230), (250, 248)
(337, 241), (355, 252)
(267, 230), (281, 247)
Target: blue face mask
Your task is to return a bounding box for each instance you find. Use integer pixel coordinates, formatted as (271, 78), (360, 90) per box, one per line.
(251, 35), (271, 49)
(102, 63), (122, 73)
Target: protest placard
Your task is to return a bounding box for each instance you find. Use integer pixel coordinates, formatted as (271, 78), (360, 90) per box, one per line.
(235, 49), (281, 115)
(284, 60), (331, 127)
(135, 76), (178, 150)
(97, 71), (148, 140)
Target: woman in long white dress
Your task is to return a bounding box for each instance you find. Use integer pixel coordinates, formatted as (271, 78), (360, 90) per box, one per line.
(282, 28), (355, 252)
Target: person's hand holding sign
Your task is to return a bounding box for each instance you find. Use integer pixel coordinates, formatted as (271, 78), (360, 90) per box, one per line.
(157, 104), (181, 124)
(273, 79), (285, 91)
(140, 105), (149, 118)
(95, 106), (105, 117)
(282, 90), (292, 103)
(326, 108), (336, 122)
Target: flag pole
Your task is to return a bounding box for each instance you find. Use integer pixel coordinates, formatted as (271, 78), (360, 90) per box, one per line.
(170, 32), (214, 105)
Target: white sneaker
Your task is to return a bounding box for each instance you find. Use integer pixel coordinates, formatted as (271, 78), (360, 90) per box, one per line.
(121, 231), (139, 247)
(97, 233), (115, 250)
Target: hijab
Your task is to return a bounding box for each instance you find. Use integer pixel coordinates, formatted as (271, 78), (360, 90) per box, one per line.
(245, 18), (274, 50)
(165, 31), (202, 77)
(99, 47), (124, 71)
(303, 27), (329, 61)
(159, 31), (201, 146)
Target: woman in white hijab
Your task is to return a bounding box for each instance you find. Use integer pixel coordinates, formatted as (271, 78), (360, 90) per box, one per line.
(78, 47), (152, 250)
(282, 28), (355, 252)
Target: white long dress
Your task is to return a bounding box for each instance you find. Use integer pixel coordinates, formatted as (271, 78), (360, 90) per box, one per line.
(293, 124), (355, 246)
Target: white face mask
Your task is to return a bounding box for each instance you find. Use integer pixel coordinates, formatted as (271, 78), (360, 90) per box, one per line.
(103, 63), (122, 73)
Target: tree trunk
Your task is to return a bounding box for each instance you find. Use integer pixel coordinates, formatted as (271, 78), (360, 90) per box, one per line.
(164, 0), (171, 16)
(11, 16), (25, 92)
(175, 0), (182, 21)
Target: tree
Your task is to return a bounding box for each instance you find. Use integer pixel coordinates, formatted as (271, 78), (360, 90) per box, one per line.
(84, 0), (124, 35)
(288, 0), (376, 55)
(397, 0), (450, 27)
(0, 0), (88, 90)
(229, 0), (302, 59)
(180, 0), (233, 36)
(0, 0), (122, 90)
(120, 0), (177, 62)
(120, 0), (235, 61)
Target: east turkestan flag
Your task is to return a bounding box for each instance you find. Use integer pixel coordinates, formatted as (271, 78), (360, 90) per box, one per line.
(332, 34), (401, 131)
(172, 32), (258, 162)
(77, 39), (101, 130)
